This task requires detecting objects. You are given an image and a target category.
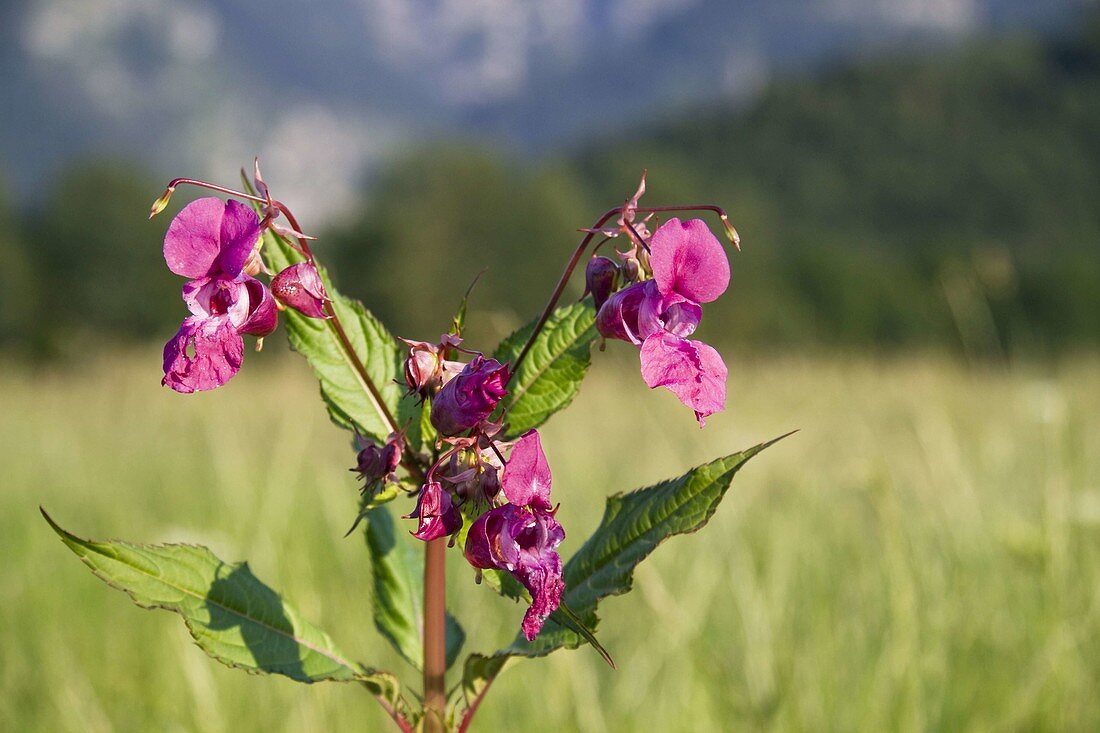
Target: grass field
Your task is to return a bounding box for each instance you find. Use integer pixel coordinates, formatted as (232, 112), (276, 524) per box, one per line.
(3, 348), (1100, 732)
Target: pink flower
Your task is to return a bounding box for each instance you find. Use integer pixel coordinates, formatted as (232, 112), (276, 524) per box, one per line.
(595, 218), (729, 425)
(464, 430), (564, 641)
(162, 198), (277, 393)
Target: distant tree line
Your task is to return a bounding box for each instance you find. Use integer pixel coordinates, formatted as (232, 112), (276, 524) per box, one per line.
(3, 16), (1099, 358)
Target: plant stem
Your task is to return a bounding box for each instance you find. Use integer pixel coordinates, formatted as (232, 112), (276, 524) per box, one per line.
(423, 538), (448, 732)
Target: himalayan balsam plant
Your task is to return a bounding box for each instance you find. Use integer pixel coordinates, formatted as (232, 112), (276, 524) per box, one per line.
(43, 163), (789, 732)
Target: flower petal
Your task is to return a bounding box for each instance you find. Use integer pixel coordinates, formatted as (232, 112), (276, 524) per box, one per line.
(639, 333), (727, 425)
(162, 316), (244, 393)
(516, 552), (564, 641)
(637, 282), (701, 339)
(164, 198), (261, 279)
(217, 200), (263, 278)
(239, 277), (278, 336)
(595, 281), (650, 344)
(163, 198), (228, 278)
(502, 430), (552, 509)
(182, 276), (250, 325)
(649, 218), (729, 304)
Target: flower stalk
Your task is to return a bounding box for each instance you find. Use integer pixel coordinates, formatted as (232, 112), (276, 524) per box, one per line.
(423, 538), (448, 733)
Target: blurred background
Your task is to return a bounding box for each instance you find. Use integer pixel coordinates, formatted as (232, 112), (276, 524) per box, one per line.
(3, 0), (1100, 731)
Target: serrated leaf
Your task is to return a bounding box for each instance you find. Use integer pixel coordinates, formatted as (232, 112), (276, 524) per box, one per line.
(42, 509), (398, 698)
(262, 231), (421, 448)
(364, 506), (466, 671)
(458, 434), (791, 705)
(493, 300), (597, 439)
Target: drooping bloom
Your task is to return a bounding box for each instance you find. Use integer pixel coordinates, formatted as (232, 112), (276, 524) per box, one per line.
(271, 262), (330, 319)
(352, 431), (404, 488)
(407, 480), (463, 541)
(595, 218), (729, 424)
(464, 430), (565, 641)
(162, 198), (277, 393)
(430, 355), (510, 436)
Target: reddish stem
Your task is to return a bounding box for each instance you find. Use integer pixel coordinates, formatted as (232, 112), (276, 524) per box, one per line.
(423, 538), (448, 733)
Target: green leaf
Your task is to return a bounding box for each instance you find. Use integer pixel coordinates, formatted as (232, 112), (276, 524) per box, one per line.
(41, 509), (399, 699)
(493, 300), (597, 439)
(364, 506), (466, 671)
(458, 433), (792, 702)
(262, 231), (421, 448)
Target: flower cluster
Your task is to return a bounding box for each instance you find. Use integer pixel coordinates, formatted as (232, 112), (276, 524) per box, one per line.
(150, 167), (738, 646)
(159, 196), (330, 393)
(465, 431), (565, 641)
(399, 336), (565, 640)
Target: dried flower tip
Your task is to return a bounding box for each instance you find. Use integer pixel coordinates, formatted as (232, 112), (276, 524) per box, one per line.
(720, 214), (741, 251)
(148, 186), (175, 219)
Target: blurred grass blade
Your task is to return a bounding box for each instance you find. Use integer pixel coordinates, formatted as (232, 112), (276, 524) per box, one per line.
(493, 300), (597, 439)
(41, 509), (400, 699)
(364, 506), (466, 671)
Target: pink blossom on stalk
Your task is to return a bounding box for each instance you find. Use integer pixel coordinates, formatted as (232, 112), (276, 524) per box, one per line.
(595, 218), (730, 425)
(161, 198), (278, 393)
(464, 430), (565, 641)
(271, 262), (330, 319)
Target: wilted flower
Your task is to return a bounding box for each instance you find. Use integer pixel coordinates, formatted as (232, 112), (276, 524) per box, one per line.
(271, 262), (330, 319)
(162, 198), (278, 393)
(595, 218), (729, 424)
(407, 481), (463, 541)
(353, 431), (404, 488)
(430, 355), (509, 436)
(464, 430), (564, 641)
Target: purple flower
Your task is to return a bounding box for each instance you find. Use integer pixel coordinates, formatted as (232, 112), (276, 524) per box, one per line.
(595, 218), (729, 425)
(430, 355), (510, 436)
(162, 198), (278, 393)
(271, 262), (330, 320)
(464, 430), (565, 641)
(407, 481), (463, 542)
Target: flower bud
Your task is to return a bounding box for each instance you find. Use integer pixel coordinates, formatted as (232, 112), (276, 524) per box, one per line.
(271, 262), (329, 319)
(403, 340), (443, 397)
(583, 256), (620, 310)
(430, 356), (509, 436)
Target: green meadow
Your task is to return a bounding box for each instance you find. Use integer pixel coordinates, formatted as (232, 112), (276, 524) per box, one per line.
(4, 349), (1100, 732)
